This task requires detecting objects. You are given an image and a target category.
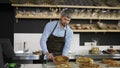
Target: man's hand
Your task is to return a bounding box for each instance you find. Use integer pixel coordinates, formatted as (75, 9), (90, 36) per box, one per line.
(45, 52), (54, 60)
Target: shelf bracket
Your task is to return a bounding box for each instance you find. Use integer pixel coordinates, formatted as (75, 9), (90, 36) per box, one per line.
(90, 19), (92, 24)
(16, 7), (18, 10)
(98, 19), (101, 22)
(94, 32), (98, 34)
(16, 18), (18, 23)
(103, 32), (106, 35)
(50, 19), (52, 22)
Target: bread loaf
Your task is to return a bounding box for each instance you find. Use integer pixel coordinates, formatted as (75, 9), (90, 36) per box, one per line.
(107, 48), (117, 54)
(56, 63), (71, 68)
(76, 57), (94, 64)
(80, 63), (100, 68)
(53, 56), (69, 65)
(102, 59), (120, 67)
(102, 59), (117, 64)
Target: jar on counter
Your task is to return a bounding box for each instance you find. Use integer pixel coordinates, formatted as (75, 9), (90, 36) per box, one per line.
(91, 40), (99, 54)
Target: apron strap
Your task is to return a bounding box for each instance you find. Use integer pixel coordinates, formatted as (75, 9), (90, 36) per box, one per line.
(50, 21), (67, 38)
(50, 21), (58, 35)
(64, 26), (67, 37)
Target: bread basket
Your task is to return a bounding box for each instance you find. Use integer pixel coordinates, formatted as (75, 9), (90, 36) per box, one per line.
(53, 56), (69, 65)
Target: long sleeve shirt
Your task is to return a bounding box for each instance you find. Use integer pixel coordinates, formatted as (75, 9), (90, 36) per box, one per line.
(40, 21), (73, 56)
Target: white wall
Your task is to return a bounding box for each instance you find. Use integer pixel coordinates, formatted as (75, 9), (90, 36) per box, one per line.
(14, 33), (120, 54)
(14, 33), (80, 53)
(14, 33), (42, 53)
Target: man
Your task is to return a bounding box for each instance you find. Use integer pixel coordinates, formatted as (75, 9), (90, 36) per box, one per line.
(40, 9), (73, 59)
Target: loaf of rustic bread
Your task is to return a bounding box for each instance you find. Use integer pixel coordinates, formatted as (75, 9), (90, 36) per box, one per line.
(53, 56), (69, 65)
(80, 63), (100, 68)
(76, 57), (94, 64)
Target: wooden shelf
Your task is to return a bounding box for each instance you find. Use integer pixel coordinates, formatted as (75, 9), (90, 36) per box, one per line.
(12, 4), (120, 9)
(73, 30), (106, 32)
(12, 4), (57, 8)
(73, 30), (120, 32)
(13, 4), (120, 20)
(15, 15), (120, 20)
(107, 30), (120, 32)
(15, 15), (59, 19)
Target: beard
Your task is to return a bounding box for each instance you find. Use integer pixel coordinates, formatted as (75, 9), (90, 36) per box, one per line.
(61, 22), (68, 27)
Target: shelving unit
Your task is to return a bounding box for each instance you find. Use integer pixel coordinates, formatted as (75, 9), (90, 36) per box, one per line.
(12, 4), (120, 32)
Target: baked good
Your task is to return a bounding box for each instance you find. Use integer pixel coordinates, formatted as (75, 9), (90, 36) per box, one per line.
(75, 24), (82, 30)
(75, 24), (81, 27)
(76, 26), (82, 30)
(102, 59), (117, 64)
(107, 48), (117, 54)
(70, 26), (76, 30)
(91, 47), (99, 54)
(108, 63), (120, 67)
(97, 22), (108, 29)
(80, 63), (100, 68)
(53, 56), (69, 65)
(76, 57), (94, 64)
(56, 63), (71, 68)
(82, 25), (91, 30)
(102, 59), (120, 67)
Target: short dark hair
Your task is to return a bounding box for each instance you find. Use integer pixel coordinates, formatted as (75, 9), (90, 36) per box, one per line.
(61, 9), (72, 19)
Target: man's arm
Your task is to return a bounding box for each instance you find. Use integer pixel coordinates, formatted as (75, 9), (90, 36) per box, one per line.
(62, 29), (73, 56)
(40, 23), (51, 54)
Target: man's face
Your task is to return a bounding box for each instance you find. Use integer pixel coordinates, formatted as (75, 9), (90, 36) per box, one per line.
(60, 16), (71, 27)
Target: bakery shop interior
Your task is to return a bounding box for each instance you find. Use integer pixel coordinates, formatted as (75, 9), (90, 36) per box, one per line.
(0, 0), (120, 68)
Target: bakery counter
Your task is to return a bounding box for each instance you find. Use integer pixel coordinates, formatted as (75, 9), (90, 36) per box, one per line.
(14, 53), (40, 60)
(12, 53), (41, 64)
(20, 61), (120, 68)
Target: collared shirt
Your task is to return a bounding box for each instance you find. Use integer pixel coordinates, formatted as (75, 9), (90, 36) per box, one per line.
(40, 21), (73, 56)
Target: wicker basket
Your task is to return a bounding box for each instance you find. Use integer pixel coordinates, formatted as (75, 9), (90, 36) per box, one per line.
(53, 56), (69, 65)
